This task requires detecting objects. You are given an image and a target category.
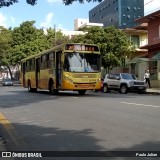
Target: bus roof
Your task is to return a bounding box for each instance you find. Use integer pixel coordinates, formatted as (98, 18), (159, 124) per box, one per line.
(21, 43), (100, 62)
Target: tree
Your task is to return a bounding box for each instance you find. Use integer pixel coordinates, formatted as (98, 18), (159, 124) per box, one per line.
(0, 26), (13, 78)
(0, 26), (12, 58)
(0, 21), (70, 79)
(69, 26), (134, 70)
(0, 0), (101, 7)
(10, 21), (49, 64)
(0, 0), (37, 8)
(45, 28), (69, 47)
(0, 21), (49, 79)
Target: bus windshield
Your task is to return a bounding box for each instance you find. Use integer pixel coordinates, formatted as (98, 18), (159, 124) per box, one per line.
(64, 52), (101, 72)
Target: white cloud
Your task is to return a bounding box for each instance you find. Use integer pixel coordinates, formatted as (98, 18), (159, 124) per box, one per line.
(40, 12), (54, 28)
(0, 13), (7, 28)
(46, 0), (61, 3)
(10, 16), (15, 24)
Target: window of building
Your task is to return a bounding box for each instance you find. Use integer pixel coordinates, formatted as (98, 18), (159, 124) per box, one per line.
(127, 15), (131, 19)
(131, 35), (140, 48)
(127, 7), (130, 10)
(133, 7), (137, 11)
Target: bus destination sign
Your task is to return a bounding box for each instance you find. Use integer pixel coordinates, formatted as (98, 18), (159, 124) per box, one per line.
(65, 44), (99, 52)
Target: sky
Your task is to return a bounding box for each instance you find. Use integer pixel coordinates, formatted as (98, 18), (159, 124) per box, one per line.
(0, 0), (160, 31)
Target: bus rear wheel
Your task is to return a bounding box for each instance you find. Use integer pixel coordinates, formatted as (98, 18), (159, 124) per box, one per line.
(78, 90), (86, 95)
(49, 82), (58, 94)
(28, 81), (32, 92)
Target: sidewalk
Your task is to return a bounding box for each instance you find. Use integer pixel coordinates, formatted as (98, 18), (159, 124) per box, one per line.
(146, 88), (160, 94)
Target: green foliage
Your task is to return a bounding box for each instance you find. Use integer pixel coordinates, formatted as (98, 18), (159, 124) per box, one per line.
(45, 28), (69, 47)
(0, 21), (69, 68)
(0, 0), (37, 8)
(0, 0), (101, 7)
(10, 21), (50, 64)
(0, 26), (12, 66)
(69, 26), (134, 69)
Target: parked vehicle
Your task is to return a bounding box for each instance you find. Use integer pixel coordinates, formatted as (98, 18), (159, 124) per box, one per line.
(102, 73), (147, 94)
(2, 78), (13, 86)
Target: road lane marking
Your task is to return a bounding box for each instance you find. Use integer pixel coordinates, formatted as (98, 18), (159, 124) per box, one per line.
(121, 102), (160, 108)
(0, 112), (26, 146)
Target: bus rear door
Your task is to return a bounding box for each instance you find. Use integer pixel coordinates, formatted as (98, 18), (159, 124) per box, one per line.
(55, 52), (62, 88)
(35, 58), (40, 88)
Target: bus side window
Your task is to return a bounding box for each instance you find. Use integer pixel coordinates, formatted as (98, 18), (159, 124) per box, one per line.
(26, 60), (31, 72)
(31, 58), (35, 71)
(41, 55), (47, 69)
(46, 54), (49, 68)
(48, 52), (55, 69)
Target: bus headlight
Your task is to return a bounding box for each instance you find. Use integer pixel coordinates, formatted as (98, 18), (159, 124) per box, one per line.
(65, 77), (73, 83)
(97, 78), (101, 82)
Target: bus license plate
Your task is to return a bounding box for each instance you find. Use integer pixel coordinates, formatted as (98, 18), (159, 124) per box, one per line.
(81, 84), (89, 88)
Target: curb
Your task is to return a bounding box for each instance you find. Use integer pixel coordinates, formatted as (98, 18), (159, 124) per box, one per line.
(0, 113), (26, 154)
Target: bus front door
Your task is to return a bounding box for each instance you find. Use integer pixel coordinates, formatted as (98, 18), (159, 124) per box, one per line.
(36, 58), (40, 88)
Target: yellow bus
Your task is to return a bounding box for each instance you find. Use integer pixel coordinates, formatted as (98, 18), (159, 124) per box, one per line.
(21, 43), (102, 95)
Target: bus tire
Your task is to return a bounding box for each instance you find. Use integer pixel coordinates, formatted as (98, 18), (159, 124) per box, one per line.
(49, 81), (58, 94)
(78, 90), (86, 95)
(28, 80), (33, 92)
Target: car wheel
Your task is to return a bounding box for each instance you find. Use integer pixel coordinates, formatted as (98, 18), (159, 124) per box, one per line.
(120, 85), (128, 94)
(103, 84), (109, 93)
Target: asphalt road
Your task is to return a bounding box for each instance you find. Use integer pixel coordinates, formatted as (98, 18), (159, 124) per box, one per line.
(0, 86), (160, 160)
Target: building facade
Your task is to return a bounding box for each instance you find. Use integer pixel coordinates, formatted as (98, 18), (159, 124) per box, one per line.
(74, 18), (103, 31)
(74, 19), (89, 31)
(89, 0), (144, 29)
(137, 10), (160, 88)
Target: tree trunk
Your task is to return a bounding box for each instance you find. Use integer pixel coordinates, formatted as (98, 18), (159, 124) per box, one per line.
(7, 65), (13, 80)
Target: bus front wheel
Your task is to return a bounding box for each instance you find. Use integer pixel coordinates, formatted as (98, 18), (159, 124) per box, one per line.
(78, 90), (86, 95)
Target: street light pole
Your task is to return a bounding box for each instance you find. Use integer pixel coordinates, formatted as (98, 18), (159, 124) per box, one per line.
(54, 24), (56, 46)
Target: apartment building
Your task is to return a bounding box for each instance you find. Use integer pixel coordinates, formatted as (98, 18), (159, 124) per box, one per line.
(89, 0), (144, 29)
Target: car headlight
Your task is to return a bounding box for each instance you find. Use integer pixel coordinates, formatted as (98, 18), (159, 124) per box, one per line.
(129, 81), (134, 86)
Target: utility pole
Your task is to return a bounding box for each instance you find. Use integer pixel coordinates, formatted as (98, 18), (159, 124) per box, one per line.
(54, 24), (56, 46)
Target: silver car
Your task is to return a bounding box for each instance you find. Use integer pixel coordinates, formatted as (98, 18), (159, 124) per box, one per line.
(2, 78), (13, 86)
(103, 73), (147, 94)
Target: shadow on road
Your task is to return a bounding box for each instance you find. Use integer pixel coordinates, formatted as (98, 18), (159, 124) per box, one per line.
(0, 86), (159, 109)
(1, 122), (160, 160)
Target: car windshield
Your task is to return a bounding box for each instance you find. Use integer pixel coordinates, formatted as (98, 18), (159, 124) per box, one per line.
(64, 52), (101, 72)
(121, 73), (134, 80)
(131, 74), (137, 80)
(3, 78), (12, 82)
